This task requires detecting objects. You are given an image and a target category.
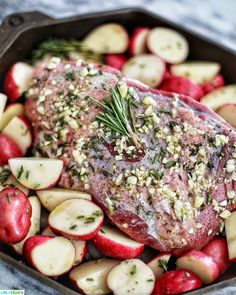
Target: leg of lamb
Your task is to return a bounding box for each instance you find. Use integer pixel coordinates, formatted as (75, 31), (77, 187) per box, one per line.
(25, 58), (236, 255)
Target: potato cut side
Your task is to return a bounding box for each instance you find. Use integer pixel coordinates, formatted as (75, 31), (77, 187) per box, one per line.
(37, 187), (91, 211)
(107, 259), (155, 295)
(200, 84), (236, 111)
(170, 61), (220, 84)
(225, 211), (236, 261)
(70, 258), (120, 295)
(83, 23), (129, 54)
(147, 27), (188, 64)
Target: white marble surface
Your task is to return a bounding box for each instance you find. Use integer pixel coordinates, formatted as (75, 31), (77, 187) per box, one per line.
(0, 0), (236, 294)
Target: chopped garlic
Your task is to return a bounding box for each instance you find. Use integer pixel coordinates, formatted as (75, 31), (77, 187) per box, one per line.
(127, 176), (138, 185)
(227, 190), (235, 199)
(219, 210), (231, 219)
(215, 134), (229, 147)
(118, 82), (128, 98)
(144, 105), (153, 116)
(115, 173), (123, 186)
(142, 96), (157, 107)
(226, 159), (235, 173)
(194, 196), (204, 209)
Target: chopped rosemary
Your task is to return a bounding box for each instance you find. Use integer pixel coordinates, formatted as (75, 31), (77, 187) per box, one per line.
(158, 259), (168, 272)
(90, 86), (141, 148)
(84, 217), (95, 224)
(130, 265), (137, 275)
(92, 210), (102, 217)
(158, 109), (172, 115)
(164, 161), (176, 169)
(86, 278), (94, 281)
(65, 71), (76, 81)
(151, 153), (160, 164)
(207, 192), (211, 204)
(0, 168), (10, 184)
(17, 166), (24, 179)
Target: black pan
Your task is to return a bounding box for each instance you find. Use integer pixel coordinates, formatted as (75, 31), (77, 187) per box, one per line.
(0, 8), (236, 294)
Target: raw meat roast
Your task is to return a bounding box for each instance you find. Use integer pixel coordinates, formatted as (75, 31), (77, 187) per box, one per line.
(25, 58), (236, 255)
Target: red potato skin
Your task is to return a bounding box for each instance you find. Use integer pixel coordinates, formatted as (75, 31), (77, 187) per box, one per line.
(91, 231), (144, 259)
(0, 188), (32, 243)
(105, 54), (127, 70)
(129, 27), (149, 56)
(201, 74), (225, 94)
(23, 235), (56, 275)
(76, 242), (88, 263)
(0, 134), (23, 165)
(152, 269), (202, 295)
(3, 65), (21, 103)
(160, 76), (204, 101)
(202, 237), (230, 274)
(176, 250), (220, 283)
(49, 213), (104, 241)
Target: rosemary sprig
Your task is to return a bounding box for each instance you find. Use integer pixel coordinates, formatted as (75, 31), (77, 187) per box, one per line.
(31, 38), (102, 63)
(90, 86), (141, 148)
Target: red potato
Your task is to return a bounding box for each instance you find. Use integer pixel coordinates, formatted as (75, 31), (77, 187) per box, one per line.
(107, 259), (155, 295)
(122, 54), (166, 88)
(153, 269), (202, 295)
(200, 84), (236, 111)
(0, 188), (32, 243)
(83, 23), (129, 54)
(0, 134), (23, 165)
(36, 187), (91, 212)
(147, 253), (171, 279)
(92, 225), (144, 259)
(41, 226), (87, 266)
(160, 76), (204, 101)
(70, 258), (120, 295)
(170, 61), (221, 84)
(48, 199), (104, 240)
(4, 62), (33, 102)
(147, 27), (189, 64)
(129, 27), (150, 56)
(23, 235), (75, 277)
(225, 210), (236, 261)
(176, 250), (219, 284)
(202, 237), (230, 274)
(217, 104), (236, 128)
(12, 196), (41, 255)
(2, 116), (32, 155)
(201, 74), (225, 94)
(8, 157), (63, 190)
(0, 103), (24, 131)
(105, 54), (127, 70)
(0, 93), (7, 120)
(4, 174), (29, 196)
(72, 240), (88, 265)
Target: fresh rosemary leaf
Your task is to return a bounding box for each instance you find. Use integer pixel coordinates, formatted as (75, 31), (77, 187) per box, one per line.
(164, 161), (176, 169)
(91, 86), (141, 148)
(31, 38), (102, 63)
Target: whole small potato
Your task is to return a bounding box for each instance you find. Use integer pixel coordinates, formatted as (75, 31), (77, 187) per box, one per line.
(0, 188), (32, 243)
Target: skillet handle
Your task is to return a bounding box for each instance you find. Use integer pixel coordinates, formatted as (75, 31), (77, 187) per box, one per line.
(0, 11), (53, 48)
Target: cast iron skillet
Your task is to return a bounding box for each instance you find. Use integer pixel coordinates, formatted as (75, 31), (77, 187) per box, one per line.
(0, 8), (236, 295)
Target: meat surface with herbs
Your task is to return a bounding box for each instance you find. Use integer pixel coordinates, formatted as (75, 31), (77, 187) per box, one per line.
(25, 58), (236, 255)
